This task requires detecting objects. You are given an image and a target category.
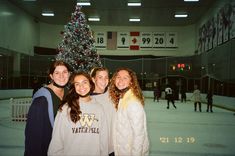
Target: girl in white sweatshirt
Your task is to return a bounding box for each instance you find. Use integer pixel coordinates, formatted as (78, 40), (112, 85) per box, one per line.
(109, 67), (149, 156)
(48, 72), (108, 156)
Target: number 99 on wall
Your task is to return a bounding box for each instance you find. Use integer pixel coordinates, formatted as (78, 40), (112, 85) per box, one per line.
(140, 32), (153, 49)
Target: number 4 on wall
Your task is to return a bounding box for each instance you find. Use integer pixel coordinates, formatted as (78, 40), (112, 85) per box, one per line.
(166, 32), (177, 48)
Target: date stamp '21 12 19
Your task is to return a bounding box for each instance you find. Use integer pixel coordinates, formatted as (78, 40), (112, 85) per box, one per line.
(160, 136), (195, 144)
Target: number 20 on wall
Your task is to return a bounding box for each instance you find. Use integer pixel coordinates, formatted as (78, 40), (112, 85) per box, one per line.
(153, 32), (165, 48)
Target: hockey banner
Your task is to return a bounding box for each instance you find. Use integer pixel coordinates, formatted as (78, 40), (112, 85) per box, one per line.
(166, 32), (177, 48)
(153, 32), (165, 48)
(140, 32), (153, 50)
(129, 32), (140, 50)
(117, 32), (129, 49)
(94, 32), (106, 49)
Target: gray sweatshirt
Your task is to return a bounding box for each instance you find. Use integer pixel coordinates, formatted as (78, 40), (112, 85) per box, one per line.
(92, 91), (116, 154)
(48, 97), (109, 156)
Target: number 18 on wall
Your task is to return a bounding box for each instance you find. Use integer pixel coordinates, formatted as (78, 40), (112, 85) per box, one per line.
(94, 32), (107, 49)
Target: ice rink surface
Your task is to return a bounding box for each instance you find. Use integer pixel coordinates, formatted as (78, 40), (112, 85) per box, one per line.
(0, 98), (235, 156)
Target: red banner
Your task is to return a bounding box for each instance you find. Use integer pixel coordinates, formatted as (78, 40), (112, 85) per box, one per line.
(130, 32), (140, 50)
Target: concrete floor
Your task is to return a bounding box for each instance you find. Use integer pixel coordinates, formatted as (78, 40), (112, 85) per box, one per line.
(0, 98), (235, 156)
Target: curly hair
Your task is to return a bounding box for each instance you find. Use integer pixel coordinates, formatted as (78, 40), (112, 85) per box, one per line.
(59, 72), (95, 123)
(109, 67), (144, 110)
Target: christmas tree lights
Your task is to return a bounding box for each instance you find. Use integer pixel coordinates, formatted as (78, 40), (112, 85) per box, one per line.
(56, 5), (102, 73)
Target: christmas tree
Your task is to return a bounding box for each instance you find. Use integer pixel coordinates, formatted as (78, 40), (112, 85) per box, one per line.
(56, 5), (102, 73)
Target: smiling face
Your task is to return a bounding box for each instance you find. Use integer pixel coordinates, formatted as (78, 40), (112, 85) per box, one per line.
(74, 74), (92, 97)
(50, 65), (70, 87)
(114, 70), (131, 90)
(92, 70), (109, 93)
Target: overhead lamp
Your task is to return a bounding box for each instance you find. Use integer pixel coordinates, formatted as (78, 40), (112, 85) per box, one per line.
(127, 2), (141, 6)
(129, 18), (141, 22)
(42, 11), (54, 16)
(1, 11), (13, 16)
(77, 2), (91, 6)
(184, 0), (199, 2)
(174, 13), (188, 18)
(88, 17), (100, 21)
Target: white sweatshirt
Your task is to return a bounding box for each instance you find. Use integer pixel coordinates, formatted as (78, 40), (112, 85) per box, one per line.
(48, 97), (109, 156)
(192, 89), (201, 102)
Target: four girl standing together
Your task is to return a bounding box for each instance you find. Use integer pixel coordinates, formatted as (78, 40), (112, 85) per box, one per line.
(25, 61), (149, 156)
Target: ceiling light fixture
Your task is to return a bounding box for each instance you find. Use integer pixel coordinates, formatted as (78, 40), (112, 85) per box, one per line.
(127, 2), (141, 6)
(129, 18), (141, 22)
(184, 0), (199, 2)
(42, 12), (54, 16)
(88, 17), (100, 21)
(77, 2), (91, 6)
(1, 11), (13, 16)
(174, 12), (188, 18)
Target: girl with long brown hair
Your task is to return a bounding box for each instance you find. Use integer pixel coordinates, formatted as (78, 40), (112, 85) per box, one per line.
(48, 72), (108, 156)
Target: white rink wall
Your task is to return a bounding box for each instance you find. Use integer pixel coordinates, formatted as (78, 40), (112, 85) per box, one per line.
(0, 89), (33, 99)
(0, 89), (234, 110)
(143, 91), (235, 111)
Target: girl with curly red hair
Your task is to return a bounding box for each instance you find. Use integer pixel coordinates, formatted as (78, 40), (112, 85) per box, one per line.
(109, 67), (149, 156)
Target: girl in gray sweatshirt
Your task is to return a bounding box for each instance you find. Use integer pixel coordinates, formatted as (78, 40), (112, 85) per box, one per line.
(48, 72), (108, 156)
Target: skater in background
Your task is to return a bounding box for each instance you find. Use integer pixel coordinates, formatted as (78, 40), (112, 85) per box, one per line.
(180, 87), (187, 103)
(32, 78), (41, 96)
(153, 84), (161, 102)
(165, 84), (176, 109)
(25, 60), (71, 156)
(206, 90), (213, 113)
(191, 85), (202, 112)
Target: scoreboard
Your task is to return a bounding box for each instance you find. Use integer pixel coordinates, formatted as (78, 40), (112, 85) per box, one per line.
(170, 63), (191, 71)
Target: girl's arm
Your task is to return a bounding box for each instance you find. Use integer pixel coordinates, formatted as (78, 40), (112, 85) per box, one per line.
(48, 110), (65, 156)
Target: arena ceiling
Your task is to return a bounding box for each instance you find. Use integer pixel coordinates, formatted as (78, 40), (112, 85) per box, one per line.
(8, 0), (216, 26)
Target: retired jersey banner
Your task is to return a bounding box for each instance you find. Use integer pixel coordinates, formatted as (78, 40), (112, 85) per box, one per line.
(212, 14), (218, 48)
(94, 32), (107, 49)
(205, 20), (213, 51)
(197, 1), (235, 53)
(166, 32), (177, 48)
(140, 32), (153, 50)
(217, 10), (223, 45)
(129, 32), (140, 50)
(117, 32), (129, 49)
(230, 2), (235, 39)
(153, 32), (165, 48)
(201, 25), (206, 52)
